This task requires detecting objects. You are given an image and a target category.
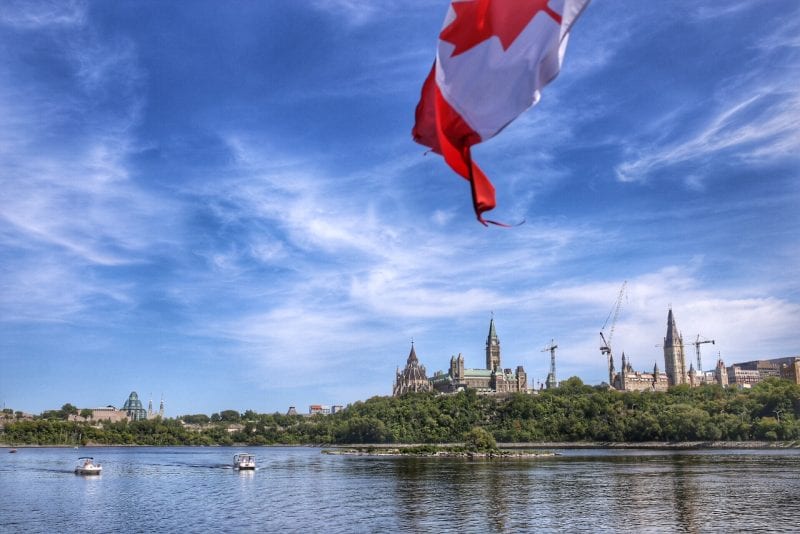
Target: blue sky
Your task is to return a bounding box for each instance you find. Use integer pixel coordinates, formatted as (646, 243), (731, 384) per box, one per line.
(1, 0), (798, 416)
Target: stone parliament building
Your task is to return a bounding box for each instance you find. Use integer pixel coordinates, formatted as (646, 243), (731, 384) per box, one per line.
(609, 308), (800, 391)
(393, 317), (529, 397)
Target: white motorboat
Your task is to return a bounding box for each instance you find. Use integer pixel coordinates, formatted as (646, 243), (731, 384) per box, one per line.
(75, 457), (102, 475)
(233, 453), (256, 470)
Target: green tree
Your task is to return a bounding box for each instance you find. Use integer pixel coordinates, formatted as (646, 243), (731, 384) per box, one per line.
(180, 414), (211, 424)
(219, 410), (240, 422)
(464, 426), (497, 452)
(61, 403), (79, 417)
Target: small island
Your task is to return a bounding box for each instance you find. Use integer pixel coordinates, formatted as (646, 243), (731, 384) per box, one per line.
(322, 427), (558, 458)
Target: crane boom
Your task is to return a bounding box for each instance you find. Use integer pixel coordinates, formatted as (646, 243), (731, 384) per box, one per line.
(691, 335), (715, 372)
(599, 281), (627, 386)
(541, 340), (558, 389)
(600, 281), (627, 353)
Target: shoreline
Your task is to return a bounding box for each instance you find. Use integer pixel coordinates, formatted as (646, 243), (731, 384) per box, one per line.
(3, 441), (799, 450)
(328, 441), (800, 450)
(323, 446), (558, 458)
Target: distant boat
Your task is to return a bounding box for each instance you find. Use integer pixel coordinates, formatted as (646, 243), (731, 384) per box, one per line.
(74, 457), (102, 476)
(8, 449), (17, 453)
(233, 453), (256, 471)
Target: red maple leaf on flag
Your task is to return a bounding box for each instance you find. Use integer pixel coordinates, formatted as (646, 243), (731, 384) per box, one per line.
(440, 0), (562, 57)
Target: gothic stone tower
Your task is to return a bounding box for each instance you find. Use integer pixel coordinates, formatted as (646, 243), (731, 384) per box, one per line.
(393, 342), (432, 396)
(663, 309), (687, 386)
(485, 316), (501, 371)
(715, 357), (729, 387)
(449, 353), (465, 380)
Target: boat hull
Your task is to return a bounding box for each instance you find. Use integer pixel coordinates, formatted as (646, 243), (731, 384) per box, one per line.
(233, 453), (256, 470)
(74, 467), (102, 475)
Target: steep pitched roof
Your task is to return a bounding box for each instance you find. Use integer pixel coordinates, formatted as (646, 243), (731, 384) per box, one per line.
(488, 316), (498, 341)
(407, 343), (418, 365)
(664, 308), (681, 347)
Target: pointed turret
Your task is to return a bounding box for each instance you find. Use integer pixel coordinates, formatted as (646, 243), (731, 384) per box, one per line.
(407, 342), (419, 364)
(665, 308), (679, 347)
(486, 314), (501, 371)
(663, 308), (686, 386)
(609, 353), (616, 386)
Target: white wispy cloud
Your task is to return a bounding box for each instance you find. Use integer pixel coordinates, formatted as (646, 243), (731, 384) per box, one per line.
(616, 88), (800, 182)
(0, 5), (183, 322)
(0, 0), (86, 29)
(690, 1), (758, 21)
(310, 0), (439, 27)
(613, 3), (800, 184)
(162, 134), (606, 389)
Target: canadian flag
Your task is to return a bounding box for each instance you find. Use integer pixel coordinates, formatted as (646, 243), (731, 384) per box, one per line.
(413, 0), (590, 225)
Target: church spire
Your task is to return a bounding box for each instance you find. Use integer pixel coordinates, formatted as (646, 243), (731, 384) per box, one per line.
(486, 313), (500, 371)
(663, 308), (686, 386)
(407, 341), (418, 364)
(665, 308), (677, 346)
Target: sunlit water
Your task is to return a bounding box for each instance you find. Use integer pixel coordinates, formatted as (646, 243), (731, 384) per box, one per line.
(1, 447), (799, 533)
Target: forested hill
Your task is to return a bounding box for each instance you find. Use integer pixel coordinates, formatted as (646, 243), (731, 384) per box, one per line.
(3, 378), (799, 446)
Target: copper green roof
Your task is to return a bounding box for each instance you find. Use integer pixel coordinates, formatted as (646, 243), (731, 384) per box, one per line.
(463, 369), (493, 378)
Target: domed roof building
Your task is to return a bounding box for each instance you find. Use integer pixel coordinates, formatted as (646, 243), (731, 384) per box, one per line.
(122, 391), (148, 421)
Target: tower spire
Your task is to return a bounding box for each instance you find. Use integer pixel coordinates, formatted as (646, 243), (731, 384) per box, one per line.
(486, 314), (500, 371)
(663, 308), (686, 386)
(407, 342), (419, 364)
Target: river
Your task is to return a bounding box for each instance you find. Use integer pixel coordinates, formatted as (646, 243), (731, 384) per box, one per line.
(1, 447), (798, 533)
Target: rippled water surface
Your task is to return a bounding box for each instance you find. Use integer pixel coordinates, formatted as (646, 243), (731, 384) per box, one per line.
(2, 447), (799, 533)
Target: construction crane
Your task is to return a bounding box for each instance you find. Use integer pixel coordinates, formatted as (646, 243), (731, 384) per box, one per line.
(655, 334), (715, 372)
(541, 339), (558, 389)
(689, 335), (715, 372)
(600, 281), (627, 384)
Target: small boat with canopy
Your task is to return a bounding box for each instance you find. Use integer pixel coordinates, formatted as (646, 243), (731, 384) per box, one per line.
(233, 453), (256, 470)
(74, 457), (102, 475)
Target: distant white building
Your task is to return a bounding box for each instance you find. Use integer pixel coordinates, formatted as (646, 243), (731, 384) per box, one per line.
(309, 405), (331, 415)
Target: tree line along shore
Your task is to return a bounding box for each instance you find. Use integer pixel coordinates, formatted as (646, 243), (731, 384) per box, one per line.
(2, 378), (799, 447)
